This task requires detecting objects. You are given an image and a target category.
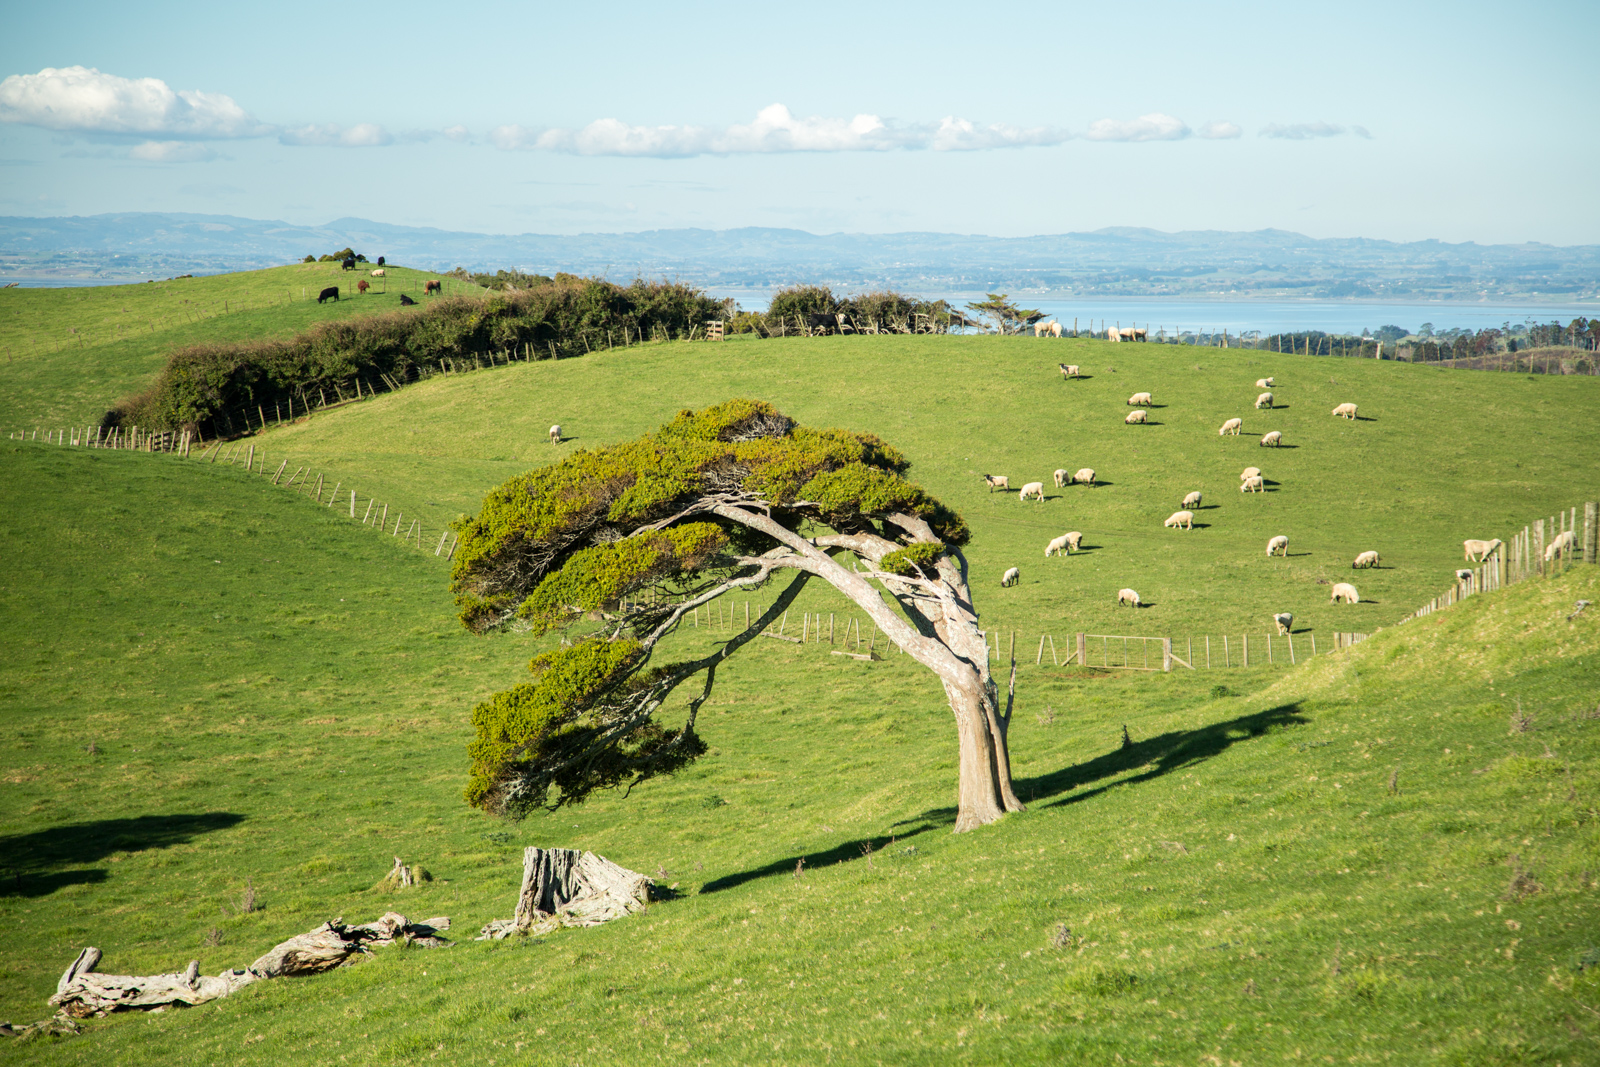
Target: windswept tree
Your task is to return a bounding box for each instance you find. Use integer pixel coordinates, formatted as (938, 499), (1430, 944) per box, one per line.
(451, 399), (1024, 832)
(964, 293), (1044, 335)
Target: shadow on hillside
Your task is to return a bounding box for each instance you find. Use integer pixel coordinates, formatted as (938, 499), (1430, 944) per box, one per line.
(699, 818), (945, 895)
(0, 812), (246, 898)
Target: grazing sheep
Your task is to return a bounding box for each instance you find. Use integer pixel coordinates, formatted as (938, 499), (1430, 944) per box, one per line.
(1455, 568), (1474, 582)
(1117, 588), (1141, 607)
(1074, 467), (1097, 487)
(1065, 531), (1083, 552)
(983, 474), (1010, 492)
(1034, 321), (1062, 337)
(1046, 534), (1071, 557)
(1125, 410), (1148, 424)
(549, 424), (562, 443)
(1352, 550), (1380, 569)
(1260, 430), (1283, 447)
(1272, 612), (1293, 636)
(1330, 582), (1359, 604)
(1127, 392), (1153, 406)
(1255, 391), (1274, 409)
(1463, 538), (1503, 562)
(1059, 363), (1081, 378)
(1240, 467), (1262, 481)
(1053, 468), (1068, 488)
(1332, 402), (1358, 419)
(1255, 377), (1275, 388)
(1002, 567), (1020, 587)
(1019, 481), (1046, 503)
(1240, 475), (1265, 493)
(370, 268), (386, 277)
(1266, 535), (1288, 556)
(1182, 490), (1203, 508)
(1545, 530), (1576, 560)
(1219, 417), (1243, 436)
(1164, 510), (1195, 530)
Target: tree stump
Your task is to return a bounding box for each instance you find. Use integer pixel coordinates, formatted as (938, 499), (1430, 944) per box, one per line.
(478, 847), (651, 939)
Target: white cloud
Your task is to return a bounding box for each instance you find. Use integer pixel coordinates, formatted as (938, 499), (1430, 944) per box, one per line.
(928, 117), (1070, 150)
(1260, 121), (1372, 140)
(279, 123), (393, 147)
(130, 140), (218, 163)
(442, 125), (471, 143)
(0, 66), (267, 137)
(1197, 120), (1242, 140)
(1084, 113), (1190, 142)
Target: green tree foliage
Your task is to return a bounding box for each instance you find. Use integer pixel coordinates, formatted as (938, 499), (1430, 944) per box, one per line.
(766, 285), (839, 325)
(964, 293), (1043, 335)
(450, 399), (1016, 823)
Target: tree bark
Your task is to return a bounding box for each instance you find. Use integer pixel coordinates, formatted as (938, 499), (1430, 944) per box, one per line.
(478, 847), (651, 939)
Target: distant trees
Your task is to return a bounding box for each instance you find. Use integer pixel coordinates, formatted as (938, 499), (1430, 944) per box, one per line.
(964, 293), (1044, 335)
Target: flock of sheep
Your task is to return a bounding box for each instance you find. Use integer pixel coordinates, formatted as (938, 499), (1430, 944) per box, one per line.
(986, 369), (1386, 635)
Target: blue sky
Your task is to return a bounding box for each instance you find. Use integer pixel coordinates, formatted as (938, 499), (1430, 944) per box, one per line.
(1, 0), (1595, 243)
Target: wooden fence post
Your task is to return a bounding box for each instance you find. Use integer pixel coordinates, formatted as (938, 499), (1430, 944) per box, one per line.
(1162, 637), (1172, 672)
(1586, 502), (1598, 564)
(1076, 633), (1086, 668)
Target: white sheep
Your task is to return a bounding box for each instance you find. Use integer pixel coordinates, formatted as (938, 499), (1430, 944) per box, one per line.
(1332, 402), (1358, 419)
(1266, 535), (1288, 556)
(1002, 567), (1020, 587)
(1045, 534), (1071, 557)
(1164, 510), (1195, 530)
(1125, 410), (1147, 424)
(983, 474), (1010, 492)
(1182, 490), (1203, 508)
(1272, 612), (1293, 635)
(1065, 531), (1083, 552)
(1074, 468), (1096, 487)
(1019, 481), (1045, 503)
(1255, 377), (1274, 388)
(1330, 582), (1359, 604)
(1116, 588), (1141, 607)
(370, 268), (386, 277)
(1455, 568), (1474, 583)
(1260, 431), (1282, 447)
(1219, 417), (1243, 436)
(1053, 468), (1068, 488)
(1240, 466), (1262, 481)
(549, 424), (562, 443)
(1544, 530), (1577, 561)
(1463, 538), (1502, 562)
(1240, 475), (1264, 493)
(1059, 363), (1081, 378)
(1127, 392), (1153, 406)
(1352, 550), (1380, 569)
(1255, 391), (1274, 409)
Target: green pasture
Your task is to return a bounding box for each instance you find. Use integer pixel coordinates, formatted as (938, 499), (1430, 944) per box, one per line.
(1, 438), (1598, 1064)
(254, 330), (1598, 638)
(0, 264), (472, 430)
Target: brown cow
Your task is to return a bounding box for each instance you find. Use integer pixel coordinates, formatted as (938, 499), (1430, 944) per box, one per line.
(357, 279), (370, 295)
(424, 280), (442, 295)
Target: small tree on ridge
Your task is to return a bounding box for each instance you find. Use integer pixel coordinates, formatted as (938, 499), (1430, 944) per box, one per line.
(451, 399), (1024, 832)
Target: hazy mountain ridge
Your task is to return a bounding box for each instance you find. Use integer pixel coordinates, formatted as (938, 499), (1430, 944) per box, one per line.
(2, 212), (1596, 300)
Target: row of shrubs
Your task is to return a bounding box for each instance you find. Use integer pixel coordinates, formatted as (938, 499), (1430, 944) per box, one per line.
(106, 276), (725, 437)
(729, 285), (963, 335)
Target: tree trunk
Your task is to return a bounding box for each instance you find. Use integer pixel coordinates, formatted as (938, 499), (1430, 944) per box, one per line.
(946, 676), (1008, 832)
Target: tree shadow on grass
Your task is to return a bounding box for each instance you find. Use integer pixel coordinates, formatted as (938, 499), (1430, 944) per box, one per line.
(699, 816), (945, 894)
(0, 812), (246, 898)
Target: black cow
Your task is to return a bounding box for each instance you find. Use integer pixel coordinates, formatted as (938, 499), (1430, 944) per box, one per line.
(317, 286), (339, 303)
(376, 256), (385, 267)
(341, 257), (356, 271)
(400, 293), (417, 306)
(424, 279), (442, 295)
(804, 312), (838, 335)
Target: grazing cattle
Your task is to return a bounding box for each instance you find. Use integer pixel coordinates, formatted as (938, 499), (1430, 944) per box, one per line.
(1266, 535), (1288, 556)
(1019, 482), (1046, 503)
(1255, 391), (1274, 409)
(317, 286), (339, 304)
(400, 293), (417, 306)
(1272, 612), (1293, 636)
(1164, 510), (1194, 530)
(1059, 363), (1081, 378)
(1352, 550), (1380, 569)
(370, 268), (386, 278)
(1116, 588), (1141, 607)
(424, 280), (442, 295)
(1001, 567), (1020, 588)
(983, 474), (1010, 492)
(1073, 468), (1096, 488)
(1332, 402), (1359, 420)
(357, 280), (370, 295)
(549, 425), (562, 443)
(1125, 409), (1147, 424)
(376, 256), (385, 267)
(1219, 417), (1243, 435)
(1330, 582), (1360, 604)
(341, 257), (356, 271)
(1463, 538), (1502, 562)
(1053, 469), (1068, 488)
(1260, 431), (1282, 447)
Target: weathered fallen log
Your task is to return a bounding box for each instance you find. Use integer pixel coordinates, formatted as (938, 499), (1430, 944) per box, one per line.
(47, 913), (450, 1018)
(478, 847), (650, 939)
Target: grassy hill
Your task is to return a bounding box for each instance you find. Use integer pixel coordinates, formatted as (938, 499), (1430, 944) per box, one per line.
(1, 436), (1597, 1064)
(0, 264), (472, 430)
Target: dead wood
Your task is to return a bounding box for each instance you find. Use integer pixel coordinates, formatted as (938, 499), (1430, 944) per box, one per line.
(478, 847), (651, 939)
(47, 913), (450, 1018)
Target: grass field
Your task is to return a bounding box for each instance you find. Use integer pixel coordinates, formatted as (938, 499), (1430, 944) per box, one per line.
(0, 265), (471, 430)
(3, 281), (1600, 1064)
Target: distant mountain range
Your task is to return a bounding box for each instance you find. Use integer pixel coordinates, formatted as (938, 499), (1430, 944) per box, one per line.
(2, 212), (1597, 301)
